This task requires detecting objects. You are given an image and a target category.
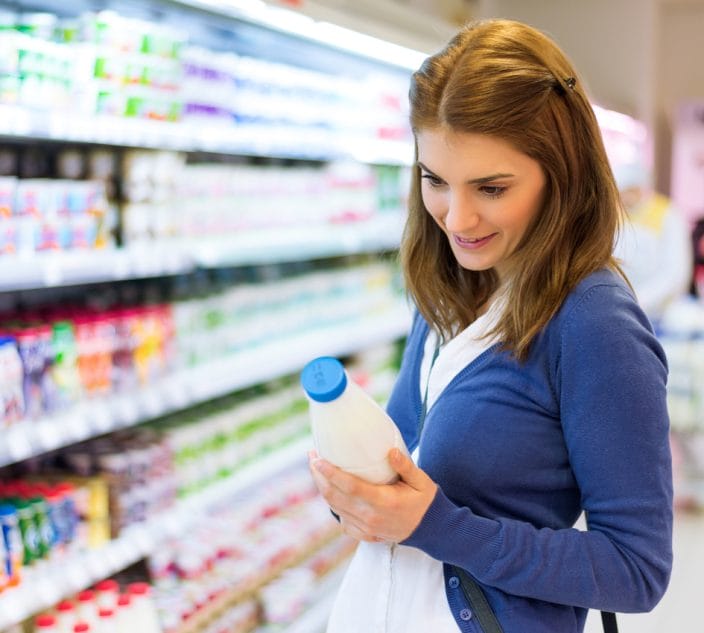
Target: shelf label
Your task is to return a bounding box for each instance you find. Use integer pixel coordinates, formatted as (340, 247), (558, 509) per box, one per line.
(37, 418), (63, 451)
(5, 425), (33, 463)
(114, 395), (140, 426)
(90, 400), (114, 434)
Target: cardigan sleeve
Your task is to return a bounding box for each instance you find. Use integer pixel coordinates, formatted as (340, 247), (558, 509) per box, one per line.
(402, 282), (673, 612)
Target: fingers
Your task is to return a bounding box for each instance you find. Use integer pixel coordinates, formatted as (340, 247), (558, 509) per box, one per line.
(309, 460), (371, 523)
(339, 515), (384, 543)
(388, 448), (427, 490)
(312, 458), (371, 496)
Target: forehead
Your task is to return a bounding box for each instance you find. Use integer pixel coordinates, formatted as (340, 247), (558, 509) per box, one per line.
(416, 128), (535, 175)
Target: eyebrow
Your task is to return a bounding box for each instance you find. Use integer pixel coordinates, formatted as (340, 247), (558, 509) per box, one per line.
(416, 162), (514, 184)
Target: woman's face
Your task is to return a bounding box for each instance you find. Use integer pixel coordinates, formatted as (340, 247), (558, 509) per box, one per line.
(417, 128), (546, 281)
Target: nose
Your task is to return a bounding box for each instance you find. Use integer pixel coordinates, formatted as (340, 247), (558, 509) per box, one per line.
(444, 190), (480, 233)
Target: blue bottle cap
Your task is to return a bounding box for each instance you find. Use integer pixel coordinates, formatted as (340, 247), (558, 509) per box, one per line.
(0, 503), (17, 518)
(301, 356), (347, 402)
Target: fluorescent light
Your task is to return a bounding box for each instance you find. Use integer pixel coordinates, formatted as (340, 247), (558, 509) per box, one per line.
(184, 0), (425, 71)
(314, 21), (426, 70)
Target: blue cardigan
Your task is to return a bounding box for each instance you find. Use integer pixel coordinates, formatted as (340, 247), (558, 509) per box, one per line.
(388, 269), (673, 632)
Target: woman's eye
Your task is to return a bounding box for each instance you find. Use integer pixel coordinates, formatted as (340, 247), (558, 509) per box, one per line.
(480, 185), (506, 199)
(421, 174), (444, 188)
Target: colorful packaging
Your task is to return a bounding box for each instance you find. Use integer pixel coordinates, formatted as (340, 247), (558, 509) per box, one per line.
(0, 335), (25, 426)
(0, 504), (23, 589)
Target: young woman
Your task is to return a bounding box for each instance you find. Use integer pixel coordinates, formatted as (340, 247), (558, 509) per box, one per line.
(309, 18), (672, 633)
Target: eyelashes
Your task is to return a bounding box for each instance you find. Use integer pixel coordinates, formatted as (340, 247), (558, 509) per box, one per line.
(420, 174), (507, 199)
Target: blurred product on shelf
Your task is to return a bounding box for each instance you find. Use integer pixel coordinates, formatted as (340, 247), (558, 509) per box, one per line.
(692, 217), (704, 298)
(120, 150), (409, 247)
(0, 175), (111, 256)
(0, 304), (174, 424)
(32, 578), (161, 633)
(148, 465), (353, 633)
(0, 9), (411, 158)
(659, 297), (704, 510)
(0, 259), (399, 430)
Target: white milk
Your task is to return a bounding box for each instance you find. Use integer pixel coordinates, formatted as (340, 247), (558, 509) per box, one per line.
(301, 356), (409, 484)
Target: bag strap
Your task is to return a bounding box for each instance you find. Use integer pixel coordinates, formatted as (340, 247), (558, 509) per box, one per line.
(601, 611), (619, 633)
(452, 566), (505, 633)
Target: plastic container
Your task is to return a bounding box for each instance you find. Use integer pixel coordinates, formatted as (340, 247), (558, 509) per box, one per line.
(0, 503), (23, 587)
(0, 335), (25, 426)
(126, 582), (161, 633)
(301, 356), (409, 484)
(75, 590), (99, 630)
(94, 578), (119, 609)
(34, 614), (61, 633)
(54, 600), (77, 633)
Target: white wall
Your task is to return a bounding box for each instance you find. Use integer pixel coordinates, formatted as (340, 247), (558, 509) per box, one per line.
(656, 0), (704, 192)
(471, 0), (704, 195)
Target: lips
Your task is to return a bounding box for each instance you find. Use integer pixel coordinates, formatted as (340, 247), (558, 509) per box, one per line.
(453, 233), (497, 249)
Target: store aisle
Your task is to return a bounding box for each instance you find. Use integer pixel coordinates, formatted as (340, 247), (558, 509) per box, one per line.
(584, 509), (704, 633)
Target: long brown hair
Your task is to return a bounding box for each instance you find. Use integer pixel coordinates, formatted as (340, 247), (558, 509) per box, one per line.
(401, 18), (625, 361)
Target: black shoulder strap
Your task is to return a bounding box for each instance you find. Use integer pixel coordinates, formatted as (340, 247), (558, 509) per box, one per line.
(452, 566), (505, 633)
(601, 611), (619, 633)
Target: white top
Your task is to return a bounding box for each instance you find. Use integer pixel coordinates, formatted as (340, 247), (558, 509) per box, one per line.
(326, 297), (504, 633)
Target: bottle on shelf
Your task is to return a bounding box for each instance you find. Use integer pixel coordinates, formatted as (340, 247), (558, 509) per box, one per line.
(0, 503), (23, 589)
(97, 608), (117, 633)
(94, 579), (119, 609)
(301, 356), (409, 484)
(54, 600), (77, 633)
(126, 582), (161, 633)
(34, 614), (61, 633)
(75, 590), (99, 631)
(114, 593), (137, 631)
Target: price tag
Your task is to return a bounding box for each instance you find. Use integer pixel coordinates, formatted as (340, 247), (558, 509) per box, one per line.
(85, 549), (109, 579)
(42, 257), (63, 287)
(65, 558), (89, 591)
(90, 401), (113, 434)
(116, 537), (138, 568)
(5, 425), (34, 463)
(66, 405), (91, 442)
(112, 252), (131, 280)
(114, 395), (140, 427)
(37, 418), (63, 451)
(140, 388), (163, 419)
(163, 374), (190, 409)
(37, 574), (61, 610)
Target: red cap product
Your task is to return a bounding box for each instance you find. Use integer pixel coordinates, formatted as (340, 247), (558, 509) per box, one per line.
(77, 590), (95, 603)
(73, 623), (91, 633)
(56, 600), (75, 613)
(127, 582), (151, 596)
(35, 615), (57, 629)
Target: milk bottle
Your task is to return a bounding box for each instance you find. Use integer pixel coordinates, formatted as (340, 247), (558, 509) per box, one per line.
(301, 356), (409, 484)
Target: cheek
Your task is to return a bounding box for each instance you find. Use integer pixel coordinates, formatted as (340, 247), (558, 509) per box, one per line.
(421, 187), (447, 220)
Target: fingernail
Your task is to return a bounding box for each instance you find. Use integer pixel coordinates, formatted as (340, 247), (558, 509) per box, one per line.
(314, 459), (330, 475)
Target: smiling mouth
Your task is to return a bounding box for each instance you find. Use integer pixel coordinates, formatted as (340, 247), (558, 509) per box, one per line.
(454, 233), (497, 245)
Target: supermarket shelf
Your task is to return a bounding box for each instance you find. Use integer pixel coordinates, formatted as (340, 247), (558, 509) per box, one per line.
(187, 213), (405, 268)
(0, 245), (193, 292)
(0, 303), (412, 467)
(0, 437), (312, 631)
(0, 215), (405, 292)
(275, 564), (348, 633)
(0, 103), (413, 165)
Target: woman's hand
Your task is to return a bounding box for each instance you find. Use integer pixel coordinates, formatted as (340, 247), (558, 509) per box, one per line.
(308, 448), (438, 543)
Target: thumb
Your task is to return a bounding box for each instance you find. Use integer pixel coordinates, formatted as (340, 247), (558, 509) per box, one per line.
(388, 448), (425, 488)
